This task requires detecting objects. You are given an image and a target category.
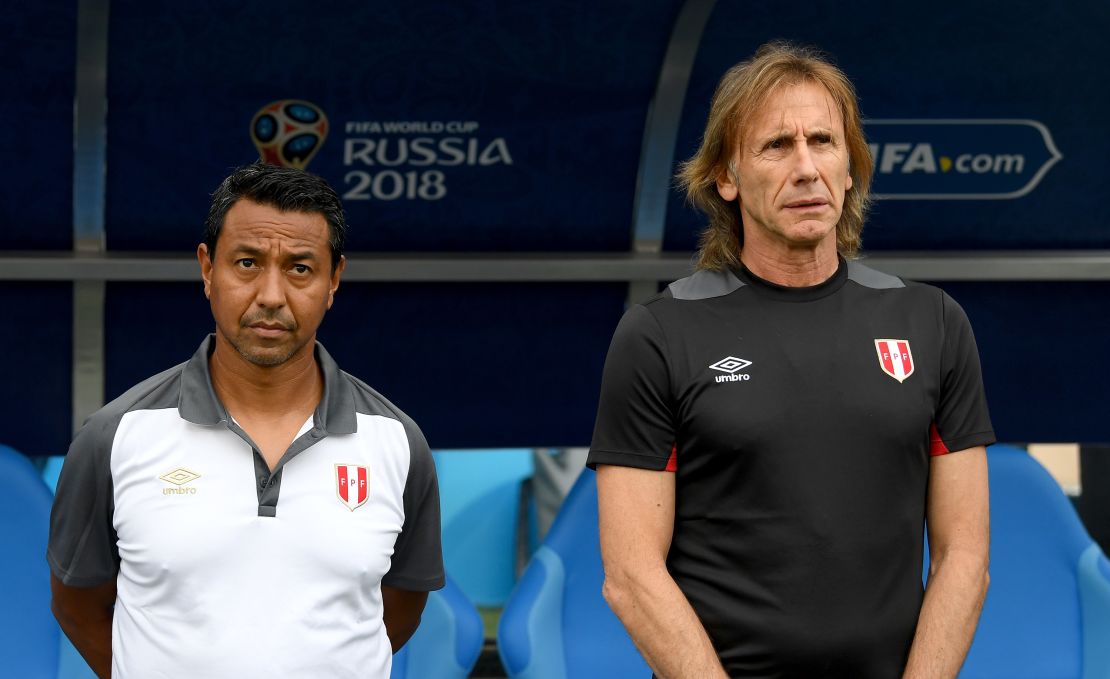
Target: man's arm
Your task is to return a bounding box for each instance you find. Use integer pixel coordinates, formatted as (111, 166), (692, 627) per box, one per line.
(597, 464), (728, 679)
(903, 446), (990, 679)
(382, 586), (428, 653)
(51, 574), (116, 679)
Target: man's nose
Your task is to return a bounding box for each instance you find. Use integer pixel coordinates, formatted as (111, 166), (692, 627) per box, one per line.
(255, 267), (286, 307)
(791, 143), (819, 184)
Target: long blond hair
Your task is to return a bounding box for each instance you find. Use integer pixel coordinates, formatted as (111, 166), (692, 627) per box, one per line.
(676, 41), (873, 270)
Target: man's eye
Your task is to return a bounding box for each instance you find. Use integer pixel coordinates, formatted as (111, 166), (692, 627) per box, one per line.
(292, 264), (311, 275)
(766, 139), (783, 150)
(236, 259), (256, 269)
(813, 134), (832, 145)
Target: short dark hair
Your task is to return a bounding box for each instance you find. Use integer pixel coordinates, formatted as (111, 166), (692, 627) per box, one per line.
(204, 163), (347, 269)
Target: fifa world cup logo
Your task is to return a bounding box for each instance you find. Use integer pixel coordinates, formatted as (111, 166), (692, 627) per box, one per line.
(250, 100), (328, 169)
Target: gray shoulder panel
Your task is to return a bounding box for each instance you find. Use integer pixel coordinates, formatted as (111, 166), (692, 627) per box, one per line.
(346, 374), (409, 423)
(70, 361), (186, 455)
(345, 373), (429, 447)
(49, 362), (185, 586)
(847, 261), (906, 289)
(668, 268), (746, 301)
(98, 362), (186, 421)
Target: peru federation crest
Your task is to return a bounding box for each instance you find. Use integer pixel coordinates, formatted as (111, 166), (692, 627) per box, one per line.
(335, 464), (369, 511)
(874, 339), (915, 383)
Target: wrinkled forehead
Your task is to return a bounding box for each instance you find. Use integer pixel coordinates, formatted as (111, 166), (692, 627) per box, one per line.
(737, 79), (845, 147)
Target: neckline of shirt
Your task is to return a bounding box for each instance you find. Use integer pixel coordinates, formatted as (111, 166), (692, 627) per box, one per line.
(732, 255), (848, 303)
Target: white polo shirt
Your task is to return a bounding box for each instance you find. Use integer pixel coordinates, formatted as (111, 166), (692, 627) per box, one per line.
(49, 336), (444, 678)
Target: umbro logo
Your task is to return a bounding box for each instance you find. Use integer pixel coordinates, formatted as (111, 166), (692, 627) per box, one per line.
(159, 467), (200, 496)
(709, 356), (752, 383)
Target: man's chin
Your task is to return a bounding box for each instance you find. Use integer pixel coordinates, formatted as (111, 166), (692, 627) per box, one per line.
(230, 338), (301, 367)
(241, 351), (294, 367)
(780, 221), (837, 246)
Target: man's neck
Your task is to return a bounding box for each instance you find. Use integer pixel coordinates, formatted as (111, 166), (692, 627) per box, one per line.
(739, 234), (839, 288)
(208, 335), (324, 422)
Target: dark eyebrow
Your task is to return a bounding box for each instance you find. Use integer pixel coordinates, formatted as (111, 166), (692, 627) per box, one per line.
(754, 132), (793, 150)
(229, 245), (264, 258)
(227, 245), (318, 262)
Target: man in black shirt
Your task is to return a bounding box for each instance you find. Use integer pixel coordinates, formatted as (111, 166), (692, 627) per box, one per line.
(589, 42), (992, 678)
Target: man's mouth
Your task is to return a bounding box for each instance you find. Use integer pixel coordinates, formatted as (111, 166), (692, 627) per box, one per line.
(784, 198), (828, 209)
(246, 321), (292, 337)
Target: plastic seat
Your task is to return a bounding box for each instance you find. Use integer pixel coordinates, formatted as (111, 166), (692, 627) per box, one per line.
(391, 574), (483, 679)
(0, 444), (60, 678)
(434, 449), (534, 607)
(498, 469), (650, 678)
(936, 445), (1110, 679)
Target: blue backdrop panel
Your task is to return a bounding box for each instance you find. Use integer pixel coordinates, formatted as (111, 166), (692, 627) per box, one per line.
(0, 4), (76, 249)
(0, 284), (73, 456)
(105, 0), (681, 253)
(104, 281), (214, 403)
(105, 281), (626, 448)
(319, 282), (626, 447)
(933, 281), (1110, 443)
(664, 1), (1110, 251)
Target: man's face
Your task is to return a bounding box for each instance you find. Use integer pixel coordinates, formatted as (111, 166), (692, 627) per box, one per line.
(717, 81), (853, 251)
(198, 200), (344, 367)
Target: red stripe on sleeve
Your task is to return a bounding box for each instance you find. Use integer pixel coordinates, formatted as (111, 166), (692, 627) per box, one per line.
(665, 444), (678, 472)
(929, 422), (951, 456)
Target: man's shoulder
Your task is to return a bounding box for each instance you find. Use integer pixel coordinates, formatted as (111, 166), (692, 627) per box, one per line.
(88, 362), (187, 427)
(340, 371), (422, 431)
(623, 268), (747, 328)
(610, 268), (749, 347)
(339, 371), (434, 459)
(845, 259), (907, 290)
(71, 361), (187, 457)
(663, 267), (746, 302)
(845, 259), (948, 295)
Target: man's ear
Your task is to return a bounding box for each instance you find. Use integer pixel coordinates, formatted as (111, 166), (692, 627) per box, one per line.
(197, 243), (213, 299)
(716, 161), (740, 202)
(327, 255), (346, 309)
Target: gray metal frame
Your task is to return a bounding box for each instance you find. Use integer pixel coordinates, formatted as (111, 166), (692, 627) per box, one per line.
(3, 251), (1110, 283)
(71, 0), (110, 431)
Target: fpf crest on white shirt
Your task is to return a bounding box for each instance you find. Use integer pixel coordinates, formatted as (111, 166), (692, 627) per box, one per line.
(335, 464), (369, 510)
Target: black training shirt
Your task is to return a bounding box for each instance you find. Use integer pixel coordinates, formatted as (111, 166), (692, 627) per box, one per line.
(589, 258), (994, 678)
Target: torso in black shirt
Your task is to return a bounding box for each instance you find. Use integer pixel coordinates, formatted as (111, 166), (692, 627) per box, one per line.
(589, 258), (994, 678)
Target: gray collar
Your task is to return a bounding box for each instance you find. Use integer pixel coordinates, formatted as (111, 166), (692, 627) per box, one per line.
(178, 335), (357, 434)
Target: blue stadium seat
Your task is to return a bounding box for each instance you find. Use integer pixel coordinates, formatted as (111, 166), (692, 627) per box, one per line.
(0, 444), (60, 678)
(932, 445), (1110, 679)
(498, 469), (649, 678)
(390, 575), (483, 679)
(433, 449), (534, 606)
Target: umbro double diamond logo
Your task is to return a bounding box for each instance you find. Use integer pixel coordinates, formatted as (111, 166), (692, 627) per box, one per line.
(709, 356), (753, 383)
(159, 468), (200, 496)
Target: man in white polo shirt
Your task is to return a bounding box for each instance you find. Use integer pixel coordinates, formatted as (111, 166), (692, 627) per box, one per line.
(48, 163), (444, 678)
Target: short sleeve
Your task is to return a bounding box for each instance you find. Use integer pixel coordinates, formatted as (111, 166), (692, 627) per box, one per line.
(932, 292), (995, 454)
(47, 413), (120, 586)
(382, 421), (445, 591)
(588, 303), (676, 470)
